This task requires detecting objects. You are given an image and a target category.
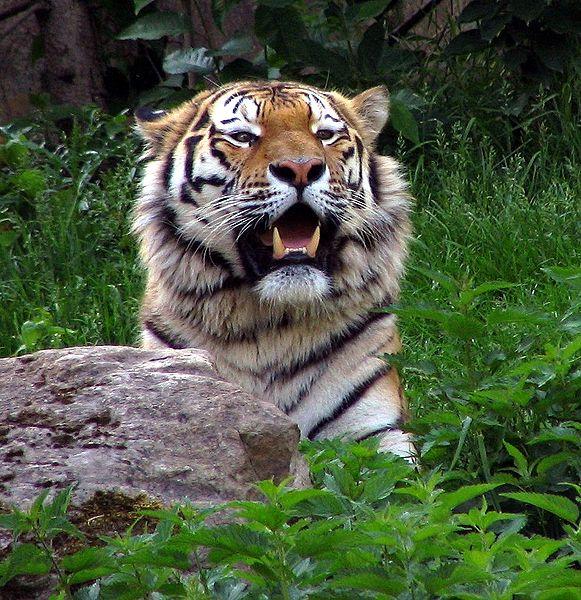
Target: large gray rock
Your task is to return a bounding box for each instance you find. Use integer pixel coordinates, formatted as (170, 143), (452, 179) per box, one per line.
(0, 346), (303, 516)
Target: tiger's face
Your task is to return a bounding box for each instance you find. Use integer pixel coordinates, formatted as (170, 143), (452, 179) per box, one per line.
(136, 82), (408, 307)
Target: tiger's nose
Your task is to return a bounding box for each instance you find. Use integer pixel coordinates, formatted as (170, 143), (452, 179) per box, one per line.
(269, 158), (326, 188)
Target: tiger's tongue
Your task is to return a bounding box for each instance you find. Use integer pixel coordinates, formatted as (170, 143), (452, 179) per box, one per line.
(259, 223), (316, 248)
(278, 222), (315, 248)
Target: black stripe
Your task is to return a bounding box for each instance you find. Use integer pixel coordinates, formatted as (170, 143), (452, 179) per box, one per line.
(191, 110), (209, 131)
(144, 319), (187, 349)
(306, 365), (390, 440)
(272, 312), (387, 384)
(224, 89), (252, 105)
(179, 183), (198, 206)
(369, 154), (380, 204)
(209, 144), (231, 169)
(232, 96), (245, 113)
(221, 117), (240, 124)
(175, 276), (246, 300)
(281, 371), (321, 415)
(184, 135), (203, 183)
(342, 146), (355, 160)
(355, 136), (364, 186)
(190, 175), (226, 193)
(162, 151), (174, 190)
(160, 205), (233, 273)
(311, 94), (325, 108)
(323, 95), (351, 125)
(355, 422), (403, 443)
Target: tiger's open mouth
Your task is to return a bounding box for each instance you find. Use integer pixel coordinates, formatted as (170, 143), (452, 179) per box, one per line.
(259, 204), (320, 259)
(236, 203), (337, 280)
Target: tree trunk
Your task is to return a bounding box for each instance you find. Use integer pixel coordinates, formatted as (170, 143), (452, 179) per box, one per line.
(0, 0), (105, 123)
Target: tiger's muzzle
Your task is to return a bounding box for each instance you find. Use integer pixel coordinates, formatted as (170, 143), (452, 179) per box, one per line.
(236, 202), (340, 282)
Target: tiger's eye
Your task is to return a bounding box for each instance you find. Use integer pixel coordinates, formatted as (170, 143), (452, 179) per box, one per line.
(230, 131), (256, 144)
(316, 129), (335, 141)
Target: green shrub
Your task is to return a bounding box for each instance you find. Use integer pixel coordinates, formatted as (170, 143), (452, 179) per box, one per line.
(0, 436), (579, 598)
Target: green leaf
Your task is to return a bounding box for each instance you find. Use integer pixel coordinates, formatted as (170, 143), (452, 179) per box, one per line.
(542, 266), (581, 290)
(61, 547), (114, 573)
(117, 12), (188, 40)
(13, 169), (46, 197)
(536, 452), (577, 475)
(410, 266), (457, 291)
(487, 308), (549, 325)
(0, 510), (30, 534)
(529, 425), (581, 446)
(388, 304), (450, 323)
(459, 0), (497, 23)
(294, 529), (372, 557)
(134, 0), (155, 15)
(232, 502), (288, 530)
(45, 486), (74, 520)
(503, 441), (529, 476)
(278, 488), (338, 509)
(439, 484), (501, 512)
(445, 30), (488, 55)
(472, 387), (534, 409)
(442, 314), (485, 339)
(0, 543), (51, 586)
(208, 36), (253, 57)
(509, 0), (545, 22)
(69, 566), (118, 585)
(0, 140), (30, 167)
(480, 12), (511, 41)
(378, 48), (418, 74)
(500, 492), (579, 523)
(562, 335), (581, 360)
(357, 21), (385, 74)
(458, 281), (517, 306)
(163, 48), (214, 75)
(346, 0), (392, 23)
(389, 97), (419, 144)
(511, 565), (581, 594)
(330, 571), (405, 594)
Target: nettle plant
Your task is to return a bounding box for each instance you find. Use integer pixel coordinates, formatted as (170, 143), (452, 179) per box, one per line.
(0, 440), (579, 599)
(386, 265), (580, 529)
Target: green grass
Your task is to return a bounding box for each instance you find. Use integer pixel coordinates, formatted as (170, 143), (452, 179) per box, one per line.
(0, 110), (143, 355)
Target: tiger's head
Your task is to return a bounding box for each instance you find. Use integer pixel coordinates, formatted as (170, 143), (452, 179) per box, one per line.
(134, 81), (410, 310)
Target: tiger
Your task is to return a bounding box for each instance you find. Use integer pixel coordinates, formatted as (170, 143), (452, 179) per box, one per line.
(132, 80), (415, 460)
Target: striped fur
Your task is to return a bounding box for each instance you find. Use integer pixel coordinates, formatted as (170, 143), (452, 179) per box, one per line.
(133, 81), (415, 459)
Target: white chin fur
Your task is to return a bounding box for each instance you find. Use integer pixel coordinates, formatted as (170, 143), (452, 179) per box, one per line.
(254, 265), (331, 305)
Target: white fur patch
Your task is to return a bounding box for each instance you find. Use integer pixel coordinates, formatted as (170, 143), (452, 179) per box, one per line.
(254, 265), (331, 305)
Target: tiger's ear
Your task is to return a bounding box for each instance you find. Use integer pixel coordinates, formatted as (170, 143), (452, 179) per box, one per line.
(351, 86), (389, 142)
(134, 107), (169, 154)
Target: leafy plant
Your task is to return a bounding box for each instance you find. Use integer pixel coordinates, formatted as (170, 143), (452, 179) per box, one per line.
(16, 308), (76, 354)
(450, 0), (580, 92)
(385, 266), (580, 535)
(114, 0), (425, 143)
(1, 440), (579, 598)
